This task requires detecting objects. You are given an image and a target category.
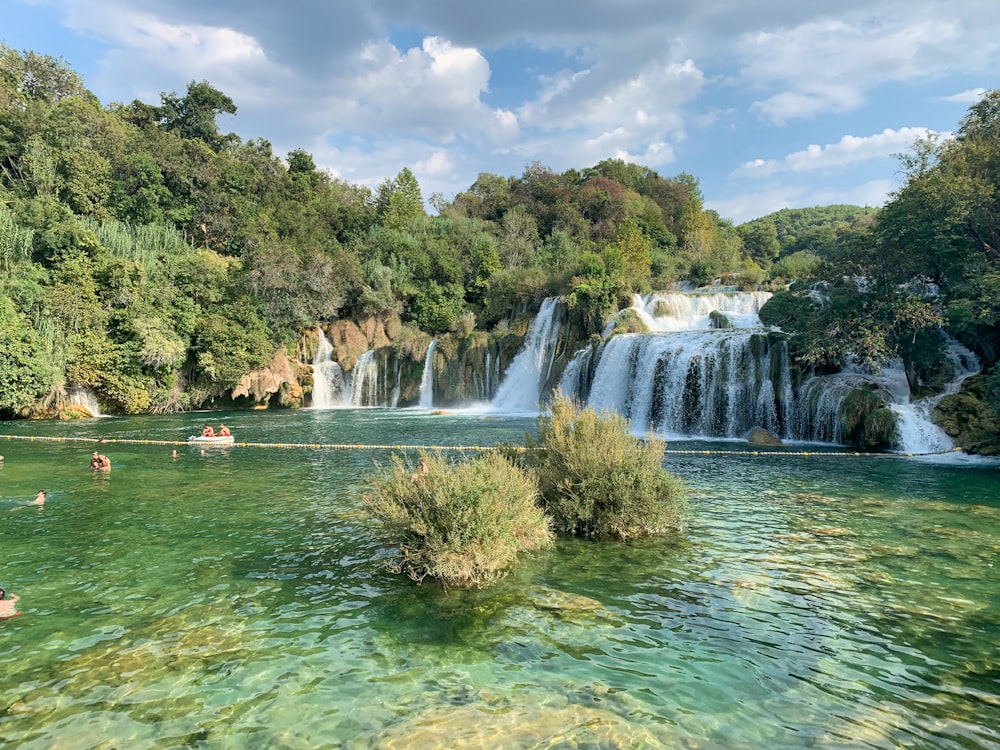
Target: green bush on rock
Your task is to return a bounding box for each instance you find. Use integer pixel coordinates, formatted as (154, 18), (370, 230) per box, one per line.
(526, 393), (687, 539)
(363, 452), (552, 588)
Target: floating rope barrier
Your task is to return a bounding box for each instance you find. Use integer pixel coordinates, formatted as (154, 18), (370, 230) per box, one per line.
(0, 433), (968, 458)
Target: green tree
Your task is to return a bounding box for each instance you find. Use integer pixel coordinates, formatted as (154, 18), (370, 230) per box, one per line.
(159, 80), (238, 151)
(0, 295), (57, 415)
(739, 218), (781, 267)
(375, 167), (424, 230)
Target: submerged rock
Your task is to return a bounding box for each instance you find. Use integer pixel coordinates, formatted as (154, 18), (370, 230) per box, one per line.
(373, 701), (664, 749)
(527, 587), (606, 615)
(746, 427), (782, 446)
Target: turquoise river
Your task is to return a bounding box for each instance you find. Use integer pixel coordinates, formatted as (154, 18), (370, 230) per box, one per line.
(1, 408), (998, 749)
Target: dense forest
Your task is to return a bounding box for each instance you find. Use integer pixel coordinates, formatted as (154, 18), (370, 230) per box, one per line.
(1, 45), (997, 449)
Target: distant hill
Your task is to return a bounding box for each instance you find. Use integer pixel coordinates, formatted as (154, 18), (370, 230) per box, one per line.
(738, 205), (879, 265)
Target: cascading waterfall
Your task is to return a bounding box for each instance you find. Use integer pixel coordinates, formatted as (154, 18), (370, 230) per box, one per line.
(565, 329), (790, 439)
(309, 327), (347, 409)
(495, 291), (975, 451)
(300, 292), (975, 450)
(889, 340), (980, 453)
(66, 385), (102, 417)
(349, 350), (379, 407)
(418, 339), (437, 408)
(490, 297), (563, 413)
(609, 291), (773, 334)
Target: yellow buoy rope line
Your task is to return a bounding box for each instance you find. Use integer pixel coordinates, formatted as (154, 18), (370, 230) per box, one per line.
(0, 433), (968, 459)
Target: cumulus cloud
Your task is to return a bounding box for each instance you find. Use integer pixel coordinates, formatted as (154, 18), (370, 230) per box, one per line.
(737, 10), (997, 123)
(734, 127), (942, 179)
(11, 0), (999, 209)
(943, 88), (988, 104)
(340, 36), (518, 142)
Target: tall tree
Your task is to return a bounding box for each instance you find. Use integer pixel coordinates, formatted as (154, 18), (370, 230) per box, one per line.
(375, 167), (425, 230)
(159, 80), (238, 151)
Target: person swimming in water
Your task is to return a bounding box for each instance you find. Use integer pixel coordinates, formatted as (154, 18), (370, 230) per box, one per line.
(0, 588), (22, 620)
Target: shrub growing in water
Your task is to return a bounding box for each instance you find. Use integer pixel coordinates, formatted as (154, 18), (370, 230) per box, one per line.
(363, 451), (552, 588)
(526, 393), (686, 539)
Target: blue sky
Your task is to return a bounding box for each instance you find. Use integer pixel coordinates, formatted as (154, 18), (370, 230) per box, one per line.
(3, 0), (996, 223)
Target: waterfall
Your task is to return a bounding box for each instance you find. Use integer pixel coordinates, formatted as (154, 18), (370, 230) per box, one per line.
(554, 291), (976, 449)
(607, 291), (773, 334)
(889, 340), (980, 453)
(389, 360), (401, 408)
(490, 298), (562, 413)
(309, 327), (347, 409)
(418, 339), (437, 408)
(66, 385), (102, 417)
(349, 350), (379, 406)
(575, 330), (788, 438)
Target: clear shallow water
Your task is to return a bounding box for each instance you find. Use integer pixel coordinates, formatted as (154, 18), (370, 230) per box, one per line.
(1, 409), (999, 749)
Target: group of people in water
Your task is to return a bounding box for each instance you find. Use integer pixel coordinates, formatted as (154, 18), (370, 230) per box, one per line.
(90, 451), (111, 472)
(200, 423), (231, 438)
(6, 421), (240, 623)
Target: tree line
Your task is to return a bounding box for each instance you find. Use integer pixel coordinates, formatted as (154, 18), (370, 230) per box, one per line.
(1, 44), (997, 430)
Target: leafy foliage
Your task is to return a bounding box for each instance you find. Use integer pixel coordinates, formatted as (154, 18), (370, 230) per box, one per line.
(524, 393), (687, 539)
(2, 44), (996, 433)
(363, 451), (553, 588)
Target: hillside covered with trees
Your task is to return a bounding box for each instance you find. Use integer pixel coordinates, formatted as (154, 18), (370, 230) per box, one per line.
(1, 45), (997, 450)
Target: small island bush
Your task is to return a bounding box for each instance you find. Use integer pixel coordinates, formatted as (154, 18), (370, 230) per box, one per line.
(526, 392), (687, 539)
(363, 452), (552, 588)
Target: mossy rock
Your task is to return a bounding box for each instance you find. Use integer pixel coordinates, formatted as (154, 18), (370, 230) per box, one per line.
(746, 427), (782, 446)
(58, 404), (98, 420)
(839, 388), (897, 449)
(709, 310), (732, 329)
(932, 374), (1000, 455)
(612, 309), (647, 334)
(652, 299), (674, 317)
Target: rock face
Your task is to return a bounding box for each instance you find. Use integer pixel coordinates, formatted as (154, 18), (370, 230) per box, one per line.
(746, 427), (782, 446)
(932, 374), (1000, 455)
(231, 351), (305, 408)
(326, 315), (399, 371)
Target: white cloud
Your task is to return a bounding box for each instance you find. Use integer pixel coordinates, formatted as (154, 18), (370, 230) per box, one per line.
(413, 150), (455, 179)
(12, 0), (999, 217)
(734, 127), (942, 179)
(737, 11), (997, 123)
(943, 88), (988, 104)
(340, 36), (518, 142)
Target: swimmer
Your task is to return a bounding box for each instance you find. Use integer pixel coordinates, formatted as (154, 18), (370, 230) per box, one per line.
(90, 452), (111, 472)
(30, 490), (46, 506)
(0, 588), (22, 620)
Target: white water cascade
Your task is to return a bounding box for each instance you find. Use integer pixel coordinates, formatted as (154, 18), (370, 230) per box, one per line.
(418, 339), (437, 408)
(349, 350), (379, 407)
(560, 291), (785, 438)
(309, 327), (348, 409)
(569, 329), (790, 439)
(497, 291), (974, 451)
(609, 291), (773, 334)
(490, 298), (563, 413)
(889, 340), (980, 453)
(66, 385), (102, 417)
